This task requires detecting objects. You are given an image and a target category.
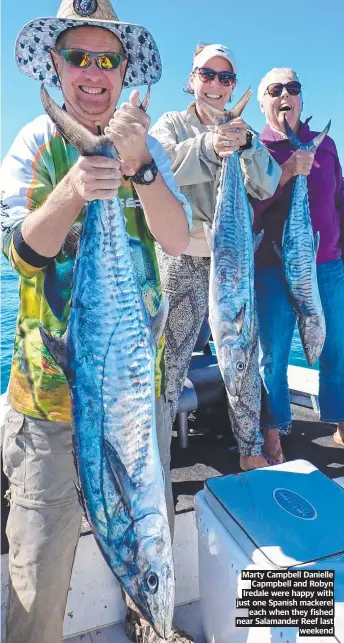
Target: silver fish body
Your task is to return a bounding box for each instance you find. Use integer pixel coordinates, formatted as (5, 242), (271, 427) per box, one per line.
(39, 87), (174, 638)
(203, 89), (257, 403)
(279, 118), (330, 366)
(207, 150), (255, 401)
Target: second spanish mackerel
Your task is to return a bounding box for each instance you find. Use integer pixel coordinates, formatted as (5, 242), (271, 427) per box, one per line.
(39, 86), (174, 638)
(277, 117), (330, 366)
(203, 90), (260, 402)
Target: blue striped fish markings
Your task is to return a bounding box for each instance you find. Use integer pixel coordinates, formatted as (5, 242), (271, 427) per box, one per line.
(39, 86), (174, 638)
(202, 89), (261, 403)
(275, 117), (330, 366)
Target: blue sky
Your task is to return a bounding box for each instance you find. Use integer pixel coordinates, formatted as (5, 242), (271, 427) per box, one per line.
(2, 0), (344, 162)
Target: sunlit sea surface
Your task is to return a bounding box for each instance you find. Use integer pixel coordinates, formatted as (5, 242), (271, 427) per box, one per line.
(0, 256), (317, 394)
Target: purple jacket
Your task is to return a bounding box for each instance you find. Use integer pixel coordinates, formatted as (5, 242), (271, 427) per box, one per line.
(252, 118), (344, 268)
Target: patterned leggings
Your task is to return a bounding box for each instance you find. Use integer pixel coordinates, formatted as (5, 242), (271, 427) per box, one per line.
(156, 248), (264, 457)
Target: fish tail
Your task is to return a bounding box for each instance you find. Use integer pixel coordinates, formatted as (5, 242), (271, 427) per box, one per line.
(140, 84), (151, 112)
(40, 84), (112, 156)
(284, 115), (331, 152)
(307, 121), (331, 152)
(228, 88), (253, 119)
(195, 87), (252, 124)
(283, 116), (302, 150)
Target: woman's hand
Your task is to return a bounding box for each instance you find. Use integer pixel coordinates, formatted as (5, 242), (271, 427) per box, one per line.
(213, 117), (248, 157)
(280, 150), (315, 186)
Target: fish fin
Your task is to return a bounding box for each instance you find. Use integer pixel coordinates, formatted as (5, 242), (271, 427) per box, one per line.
(273, 241), (282, 259)
(221, 306), (246, 343)
(151, 297), (169, 346)
(140, 84), (151, 112)
(227, 88), (253, 119)
(314, 231), (320, 255)
(195, 87), (252, 124)
(283, 116), (302, 150)
(39, 326), (71, 379)
(253, 231), (264, 252)
(284, 115), (331, 153)
(203, 223), (213, 251)
(103, 438), (136, 512)
(234, 306), (246, 334)
(40, 85), (113, 156)
(194, 93), (226, 125)
(306, 121), (331, 152)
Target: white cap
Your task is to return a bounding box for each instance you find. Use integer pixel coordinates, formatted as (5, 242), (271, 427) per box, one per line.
(192, 44), (236, 74)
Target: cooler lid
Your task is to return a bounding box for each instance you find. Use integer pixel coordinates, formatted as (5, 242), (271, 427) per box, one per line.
(204, 460), (344, 568)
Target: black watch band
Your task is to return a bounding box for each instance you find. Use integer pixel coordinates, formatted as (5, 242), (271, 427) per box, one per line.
(126, 160), (158, 186)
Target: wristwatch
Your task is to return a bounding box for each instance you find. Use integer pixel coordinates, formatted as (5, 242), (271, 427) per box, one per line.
(131, 161), (158, 186)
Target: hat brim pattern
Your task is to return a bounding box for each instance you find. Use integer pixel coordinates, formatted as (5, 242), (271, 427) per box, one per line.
(15, 16), (162, 88)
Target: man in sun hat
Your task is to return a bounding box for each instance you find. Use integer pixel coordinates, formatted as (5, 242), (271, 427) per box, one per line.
(1, 1), (194, 642)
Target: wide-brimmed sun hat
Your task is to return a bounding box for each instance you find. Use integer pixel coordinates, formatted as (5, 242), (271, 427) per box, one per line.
(15, 0), (162, 89)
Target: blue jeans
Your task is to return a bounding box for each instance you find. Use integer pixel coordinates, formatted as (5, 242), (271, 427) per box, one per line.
(255, 259), (344, 432)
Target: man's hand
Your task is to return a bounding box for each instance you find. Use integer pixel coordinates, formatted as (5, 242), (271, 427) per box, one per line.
(69, 156), (122, 201)
(213, 117), (248, 157)
(104, 91), (152, 176)
(280, 150), (315, 186)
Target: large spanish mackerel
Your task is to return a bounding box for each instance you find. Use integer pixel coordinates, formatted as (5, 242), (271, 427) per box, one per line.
(39, 86), (174, 638)
(202, 89), (259, 402)
(276, 117), (330, 366)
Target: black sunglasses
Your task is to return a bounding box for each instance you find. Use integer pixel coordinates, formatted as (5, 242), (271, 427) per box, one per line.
(57, 48), (125, 70)
(194, 67), (236, 87)
(265, 81), (302, 98)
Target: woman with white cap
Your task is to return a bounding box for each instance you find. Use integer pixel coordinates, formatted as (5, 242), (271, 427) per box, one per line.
(151, 43), (282, 470)
(251, 67), (344, 463)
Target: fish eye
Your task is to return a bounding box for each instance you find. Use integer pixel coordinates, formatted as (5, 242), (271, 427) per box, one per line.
(145, 571), (159, 594)
(236, 361), (245, 372)
(305, 344), (311, 352)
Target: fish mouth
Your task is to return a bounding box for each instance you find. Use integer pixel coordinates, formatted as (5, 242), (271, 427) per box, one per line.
(79, 85), (107, 95)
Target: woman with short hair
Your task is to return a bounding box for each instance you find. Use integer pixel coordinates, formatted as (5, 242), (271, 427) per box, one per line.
(252, 67), (344, 462)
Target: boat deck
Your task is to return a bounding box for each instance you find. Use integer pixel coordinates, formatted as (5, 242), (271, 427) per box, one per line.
(171, 402), (344, 516)
(2, 402), (344, 642)
(63, 402), (343, 642)
(65, 601), (204, 642)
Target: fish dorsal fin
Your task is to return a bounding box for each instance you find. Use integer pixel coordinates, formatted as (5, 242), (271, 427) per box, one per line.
(283, 115), (331, 153)
(273, 241), (282, 260)
(40, 84), (113, 156)
(151, 297), (169, 346)
(203, 223), (213, 252)
(253, 231), (264, 252)
(314, 231), (320, 255)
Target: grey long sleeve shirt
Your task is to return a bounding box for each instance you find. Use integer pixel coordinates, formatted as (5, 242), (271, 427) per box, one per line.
(150, 103), (281, 256)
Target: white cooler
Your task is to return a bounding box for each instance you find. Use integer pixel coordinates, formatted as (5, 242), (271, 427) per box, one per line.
(195, 459), (344, 642)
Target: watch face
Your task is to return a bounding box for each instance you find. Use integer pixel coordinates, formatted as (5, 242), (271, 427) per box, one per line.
(143, 169), (154, 183)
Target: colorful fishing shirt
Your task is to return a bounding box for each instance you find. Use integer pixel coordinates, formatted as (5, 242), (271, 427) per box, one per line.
(1, 114), (191, 422)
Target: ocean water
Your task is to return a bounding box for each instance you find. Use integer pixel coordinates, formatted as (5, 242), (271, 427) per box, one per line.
(0, 256), (316, 394)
